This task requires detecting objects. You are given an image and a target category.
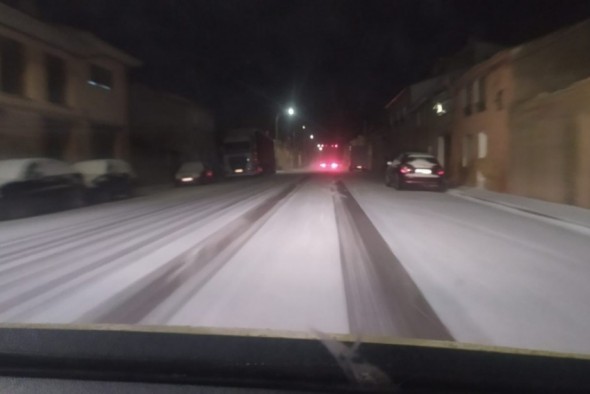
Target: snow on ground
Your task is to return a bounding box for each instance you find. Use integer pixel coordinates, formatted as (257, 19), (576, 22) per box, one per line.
(0, 175), (303, 323)
(158, 176), (349, 334)
(2, 172), (590, 356)
(344, 175), (590, 354)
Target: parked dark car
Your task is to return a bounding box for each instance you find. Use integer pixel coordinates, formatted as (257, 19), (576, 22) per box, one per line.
(74, 159), (137, 203)
(385, 152), (447, 191)
(174, 161), (215, 186)
(0, 158), (85, 220)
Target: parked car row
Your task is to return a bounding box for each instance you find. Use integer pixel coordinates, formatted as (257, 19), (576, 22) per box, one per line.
(0, 158), (137, 220)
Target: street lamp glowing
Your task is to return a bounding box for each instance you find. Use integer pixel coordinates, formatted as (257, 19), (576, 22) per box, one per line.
(302, 125), (306, 129)
(287, 107), (295, 116)
(309, 134), (314, 140)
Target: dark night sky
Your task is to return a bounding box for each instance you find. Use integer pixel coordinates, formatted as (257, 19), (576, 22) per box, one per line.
(28, 0), (590, 139)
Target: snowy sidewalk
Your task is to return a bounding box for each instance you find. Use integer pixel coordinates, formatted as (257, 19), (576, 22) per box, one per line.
(449, 187), (590, 229)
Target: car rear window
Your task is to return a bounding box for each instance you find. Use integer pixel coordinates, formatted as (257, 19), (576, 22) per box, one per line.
(406, 155), (439, 164)
(179, 162), (204, 173)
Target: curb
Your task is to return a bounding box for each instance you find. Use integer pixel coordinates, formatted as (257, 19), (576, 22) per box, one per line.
(448, 190), (590, 231)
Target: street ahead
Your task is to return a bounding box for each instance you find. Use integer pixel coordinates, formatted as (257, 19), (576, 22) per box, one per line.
(1, 172), (590, 355)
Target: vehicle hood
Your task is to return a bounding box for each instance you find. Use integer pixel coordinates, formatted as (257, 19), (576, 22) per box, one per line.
(1, 323), (589, 392)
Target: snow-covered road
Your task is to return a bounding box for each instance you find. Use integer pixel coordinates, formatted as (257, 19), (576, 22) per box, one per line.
(1, 173), (590, 354)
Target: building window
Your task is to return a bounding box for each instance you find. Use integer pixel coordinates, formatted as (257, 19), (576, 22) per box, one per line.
(478, 132), (488, 159)
(0, 37), (24, 95)
(46, 55), (66, 104)
(88, 65), (113, 90)
(473, 76), (486, 112)
(462, 84), (472, 116)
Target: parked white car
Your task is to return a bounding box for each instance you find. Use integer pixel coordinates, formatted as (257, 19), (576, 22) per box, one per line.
(73, 159), (136, 203)
(0, 158), (85, 220)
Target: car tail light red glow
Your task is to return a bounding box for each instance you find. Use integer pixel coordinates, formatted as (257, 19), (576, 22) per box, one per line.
(436, 169), (445, 176)
(400, 165), (412, 174)
(331, 162), (338, 169)
(320, 162), (327, 168)
(205, 170), (213, 177)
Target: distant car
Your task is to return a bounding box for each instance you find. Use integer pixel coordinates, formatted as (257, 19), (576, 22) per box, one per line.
(0, 158), (85, 220)
(174, 161), (215, 186)
(318, 160), (342, 171)
(73, 159), (136, 203)
(385, 152), (447, 191)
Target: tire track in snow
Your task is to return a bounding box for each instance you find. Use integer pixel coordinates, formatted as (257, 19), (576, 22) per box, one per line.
(78, 176), (309, 324)
(0, 179), (275, 278)
(0, 191), (262, 315)
(333, 180), (453, 341)
(0, 177), (301, 320)
(0, 178), (274, 260)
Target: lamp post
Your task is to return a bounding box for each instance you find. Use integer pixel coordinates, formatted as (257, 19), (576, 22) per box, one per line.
(275, 107), (295, 141)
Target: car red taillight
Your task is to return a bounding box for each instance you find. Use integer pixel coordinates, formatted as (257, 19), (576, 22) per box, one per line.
(400, 165), (413, 174)
(320, 162), (327, 168)
(205, 170), (213, 177)
(436, 169), (445, 176)
(330, 162), (338, 169)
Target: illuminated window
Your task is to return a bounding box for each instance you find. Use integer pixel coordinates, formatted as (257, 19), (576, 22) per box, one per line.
(478, 132), (488, 158)
(433, 102), (447, 115)
(88, 65), (113, 90)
